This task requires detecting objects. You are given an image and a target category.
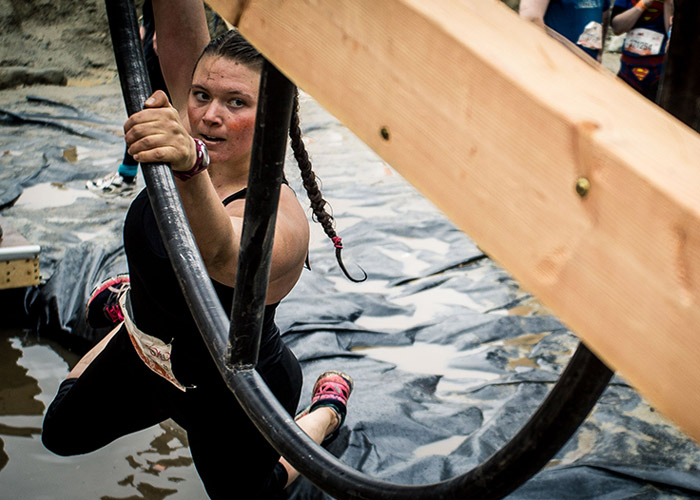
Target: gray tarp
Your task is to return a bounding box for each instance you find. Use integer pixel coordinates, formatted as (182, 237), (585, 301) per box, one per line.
(1, 83), (699, 499)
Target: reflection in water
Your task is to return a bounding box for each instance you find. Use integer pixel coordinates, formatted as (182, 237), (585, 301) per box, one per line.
(412, 434), (469, 458)
(354, 341), (501, 389)
(354, 332), (555, 397)
(0, 334), (45, 416)
(352, 287), (492, 331)
(12, 182), (99, 210)
(103, 482), (177, 500)
(0, 332), (44, 474)
(132, 421), (193, 475)
(0, 327), (205, 499)
(100, 420), (196, 500)
(0, 440), (7, 472)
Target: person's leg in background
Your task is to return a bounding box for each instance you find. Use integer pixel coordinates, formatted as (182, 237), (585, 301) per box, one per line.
(86, 0), (164, 197)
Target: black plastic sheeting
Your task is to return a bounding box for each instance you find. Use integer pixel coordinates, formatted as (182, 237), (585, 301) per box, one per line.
(1, 84), (700, 499)
(0, 88), (128, 343)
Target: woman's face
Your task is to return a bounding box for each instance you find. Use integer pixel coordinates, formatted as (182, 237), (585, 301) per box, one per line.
(187, 55), (261, 166)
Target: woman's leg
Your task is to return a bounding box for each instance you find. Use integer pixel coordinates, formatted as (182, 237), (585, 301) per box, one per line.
(281, 371), (354, 487)
(42, 324), (182, 456)
(280, 406), (340, 487)
(183, 345), (303, 499)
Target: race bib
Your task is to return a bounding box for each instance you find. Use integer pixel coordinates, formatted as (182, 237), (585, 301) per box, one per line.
(624, 28), (665, 56)
(120, 292), (187, 392)
(577, 21), (603, 50)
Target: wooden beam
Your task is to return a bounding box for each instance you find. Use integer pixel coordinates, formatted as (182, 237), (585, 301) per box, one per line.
(205, 0), (700, 442)
(0, 217), (40, 290)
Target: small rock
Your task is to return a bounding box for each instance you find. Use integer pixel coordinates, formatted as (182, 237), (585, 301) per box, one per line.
(63, 146), (78, 162)
(0, 66), (67, 90)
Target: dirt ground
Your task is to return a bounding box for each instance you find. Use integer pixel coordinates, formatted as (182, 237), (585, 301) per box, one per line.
(0, 0), (620, 90)
(0, 0), (117, 86)
(0, 0), (225, 88)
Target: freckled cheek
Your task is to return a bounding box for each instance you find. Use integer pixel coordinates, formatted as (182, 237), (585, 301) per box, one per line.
(226, 115), (256, 146)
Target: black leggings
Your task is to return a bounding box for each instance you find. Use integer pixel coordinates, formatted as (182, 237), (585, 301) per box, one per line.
(42, 325), (303, 499)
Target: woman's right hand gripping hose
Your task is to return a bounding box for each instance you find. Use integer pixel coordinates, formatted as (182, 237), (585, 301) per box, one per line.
(124, 90), (197, 174)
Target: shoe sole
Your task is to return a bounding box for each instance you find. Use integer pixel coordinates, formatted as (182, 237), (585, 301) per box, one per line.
(85, 274), (130, 320)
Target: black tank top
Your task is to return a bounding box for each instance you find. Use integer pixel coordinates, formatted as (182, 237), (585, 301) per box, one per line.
(123, 188), (285, 387)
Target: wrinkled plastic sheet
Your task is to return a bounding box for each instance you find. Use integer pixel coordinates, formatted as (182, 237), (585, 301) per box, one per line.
(1, 85), (699, 499)
(0, 89), (128, 342)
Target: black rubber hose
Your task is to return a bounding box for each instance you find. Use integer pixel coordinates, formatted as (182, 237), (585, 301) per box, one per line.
(104, 0), (231, 370)
(229, 342), (612, 500)
(228, 62), (294, 369)
(105, 1), (613, 498)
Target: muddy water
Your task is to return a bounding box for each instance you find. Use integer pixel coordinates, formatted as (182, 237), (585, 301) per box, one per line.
(0, 326), (206, 500)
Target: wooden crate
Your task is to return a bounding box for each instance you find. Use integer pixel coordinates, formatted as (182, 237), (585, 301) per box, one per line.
(0, 217), (40, 290)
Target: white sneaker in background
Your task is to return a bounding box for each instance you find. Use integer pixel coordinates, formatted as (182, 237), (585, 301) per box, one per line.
(86, 171), (137, 197)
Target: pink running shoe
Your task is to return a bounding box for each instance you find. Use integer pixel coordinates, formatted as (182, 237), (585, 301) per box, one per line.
(297, 371), (354, 444)
(85, 274), (130, 329)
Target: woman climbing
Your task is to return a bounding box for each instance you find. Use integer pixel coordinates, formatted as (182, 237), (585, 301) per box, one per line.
(42, 1), (355, 497)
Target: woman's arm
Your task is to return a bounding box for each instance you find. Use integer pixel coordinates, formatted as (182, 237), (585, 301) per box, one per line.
(178, 181), (309, 302)
(519, 0), (551, 28)
(611, 0), (654, 35)
(124, 92), (309, 303)
(151, 0), (210, 112)
(171, 163), (309, 302)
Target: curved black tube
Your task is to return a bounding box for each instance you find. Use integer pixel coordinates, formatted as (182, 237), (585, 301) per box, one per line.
(106, 1), (613, 498)
(104, 0), (231, 371)
(229, 342), (612, 500)
(228, 65), (294, 369)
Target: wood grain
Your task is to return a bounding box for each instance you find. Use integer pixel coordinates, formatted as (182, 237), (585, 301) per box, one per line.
(206, 0), (700, 442)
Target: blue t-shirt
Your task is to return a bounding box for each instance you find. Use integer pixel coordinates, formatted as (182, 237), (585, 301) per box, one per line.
(544, 0), (609, 58)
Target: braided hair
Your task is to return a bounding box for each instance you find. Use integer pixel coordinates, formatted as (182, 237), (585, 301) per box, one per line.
(199, 29), (365, 282)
